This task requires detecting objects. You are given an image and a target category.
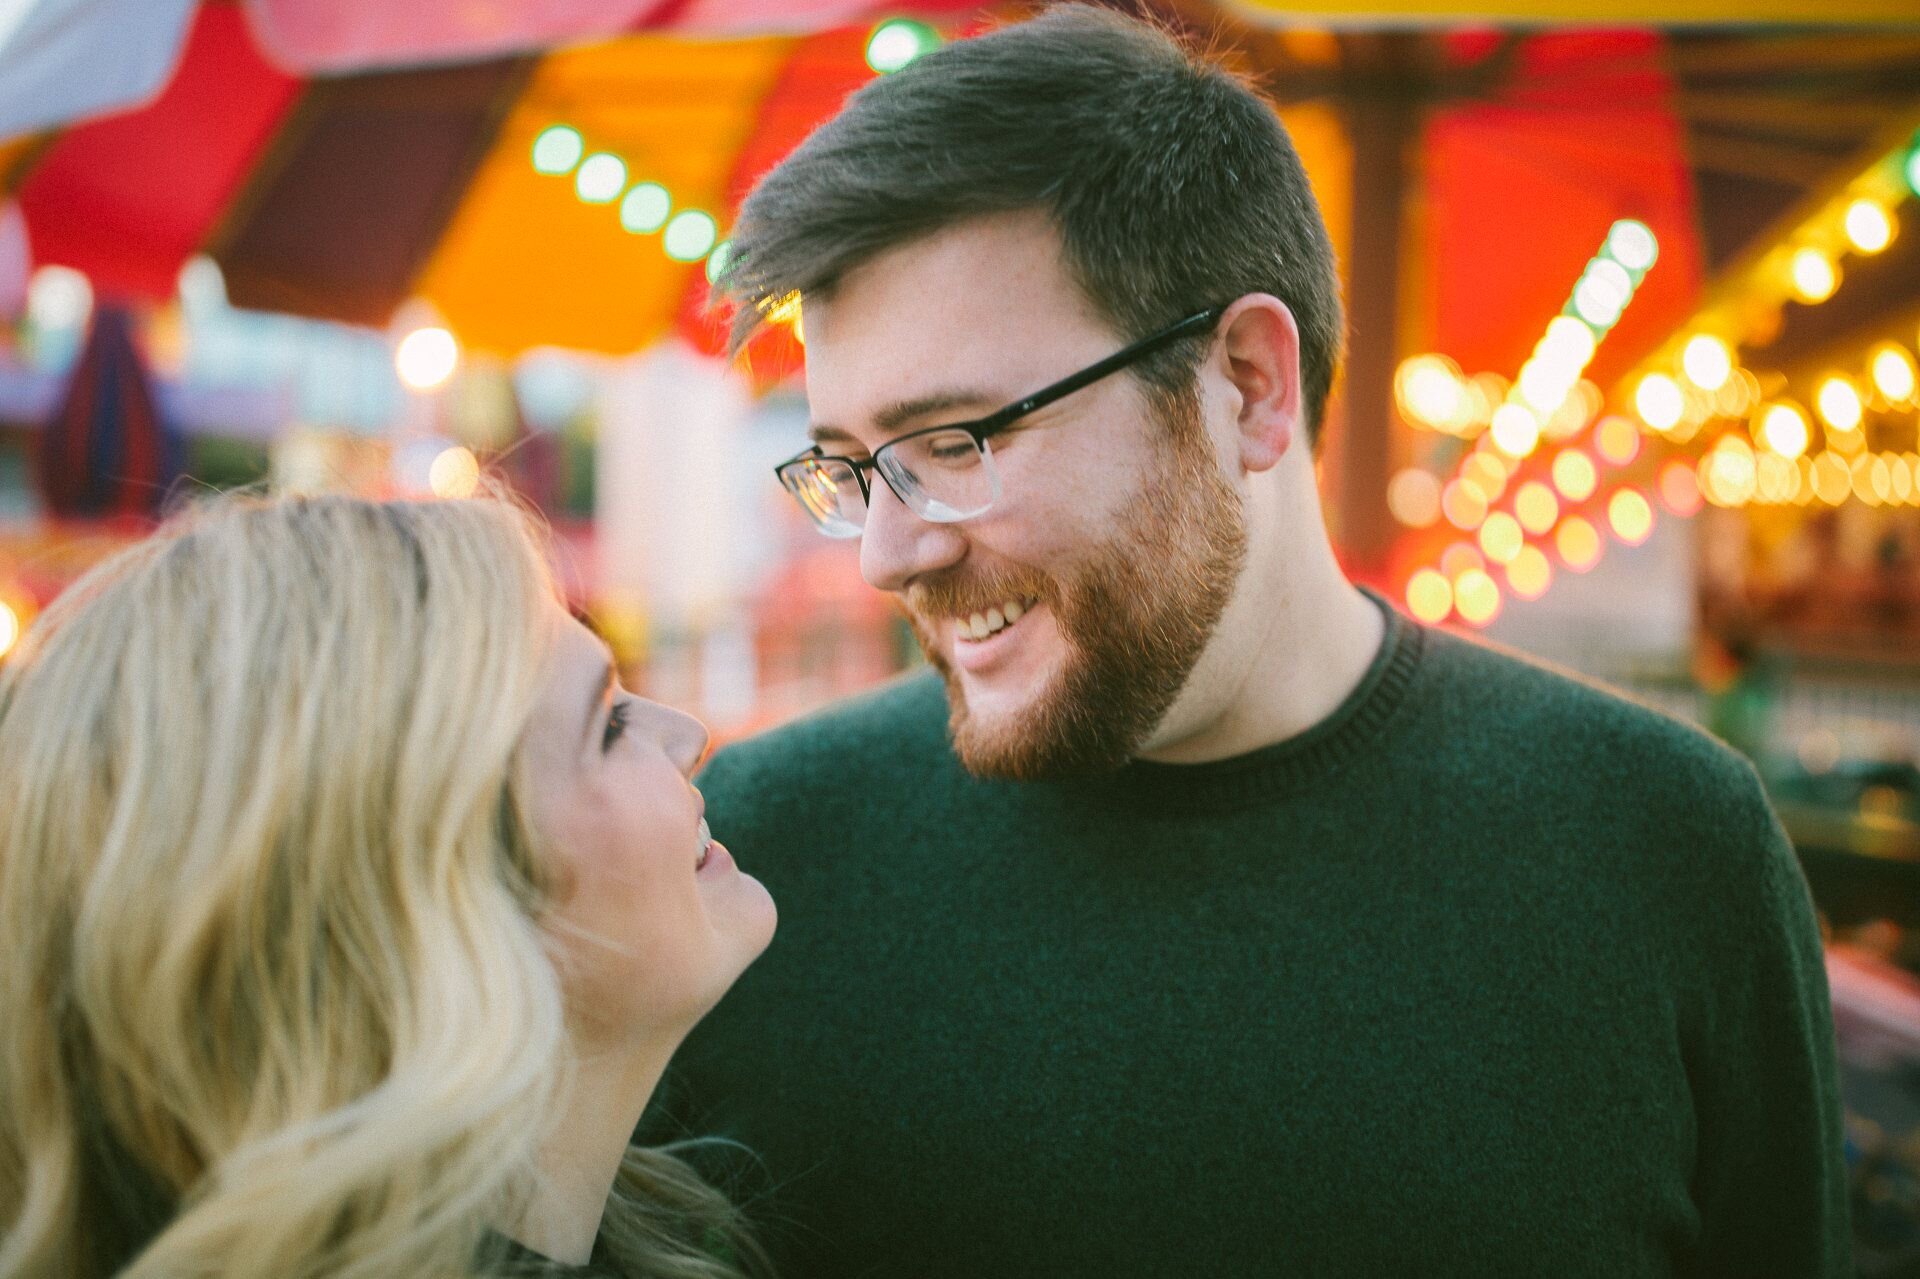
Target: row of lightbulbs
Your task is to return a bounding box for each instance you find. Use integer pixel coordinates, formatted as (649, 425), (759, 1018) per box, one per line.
(1699, 438), (1920, 509)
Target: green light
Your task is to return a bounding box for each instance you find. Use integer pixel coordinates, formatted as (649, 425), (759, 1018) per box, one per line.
(705, 240), (734, 284)
(663, 210), (718, 262)
(531, 125), (583, 175)
(620, 182), (671, 234)
(575, 153), (626, 204)
(1904, 133), (1920, 199)
(866, 19), (938, 74)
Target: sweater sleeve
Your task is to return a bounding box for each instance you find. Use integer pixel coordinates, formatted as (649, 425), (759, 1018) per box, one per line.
(1688, 779), (1851, 1277)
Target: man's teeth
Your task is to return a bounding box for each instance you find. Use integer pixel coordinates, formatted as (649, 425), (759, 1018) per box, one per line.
(961, 599), (1029, 640)
(696, 818), (712, 870)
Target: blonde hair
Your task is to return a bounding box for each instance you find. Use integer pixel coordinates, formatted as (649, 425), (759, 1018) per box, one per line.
(0, 493), (763, 1278)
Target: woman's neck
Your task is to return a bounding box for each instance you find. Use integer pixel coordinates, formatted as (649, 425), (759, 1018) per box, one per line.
(509, 1035), (678, 1265)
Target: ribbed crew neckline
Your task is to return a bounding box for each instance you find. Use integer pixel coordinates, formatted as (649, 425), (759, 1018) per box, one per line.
(1057, 588), (1425, 814)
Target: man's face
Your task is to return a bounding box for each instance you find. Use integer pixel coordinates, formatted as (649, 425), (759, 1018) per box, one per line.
(801, 212), (1247, 779)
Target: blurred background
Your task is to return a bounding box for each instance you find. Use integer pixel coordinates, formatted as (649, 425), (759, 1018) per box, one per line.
(2, 0), (1919, 1267)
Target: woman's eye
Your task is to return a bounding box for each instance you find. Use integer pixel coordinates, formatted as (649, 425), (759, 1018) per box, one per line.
(602, 700), (631, 753)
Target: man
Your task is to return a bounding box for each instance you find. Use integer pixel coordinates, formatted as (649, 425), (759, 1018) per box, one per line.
(660, 7), (1849, 1275)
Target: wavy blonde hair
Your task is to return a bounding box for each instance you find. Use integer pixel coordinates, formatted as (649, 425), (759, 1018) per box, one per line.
(0, 494), (764, 1279)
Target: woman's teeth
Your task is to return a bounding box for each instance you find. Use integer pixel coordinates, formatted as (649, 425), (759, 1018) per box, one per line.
(696, 818), (712, 870)
(960, 599), (1030, 641)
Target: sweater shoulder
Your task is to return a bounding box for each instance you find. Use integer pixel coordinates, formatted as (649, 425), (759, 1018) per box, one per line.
(1413, 625), (1770, 826)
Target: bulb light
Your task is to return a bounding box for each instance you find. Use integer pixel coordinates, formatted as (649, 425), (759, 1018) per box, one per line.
(1596, 416), (1641, 466)
(1758, 403), (1811, 459)
(1608, 489), (1654, 545)
(1552, 450), (1597, 503)
(574, 153), (626, 204)
(1387, 468), (1443, 528)
(1816, 376), (1863, 432)
(1489, 404), (1542, 458)
(620, 183), (671, 234)
(531, 125), (583, 174)
(396, 327), (459, 390)
(1406, 569), (1453, 624)
(1605, 219), (1659, 273)
(1634, 373), (1685, 432)
(1681, 335), (1733, 391)
(1506, 545), (1552, 600)
(1479, 512), (1524, 564)
(1843, 199), (1894, 254)
(866, 18), (939, 73)
(663, 211), (718, 262)
(1453, 569), (1502, 627)
(1396, 355), (1466, 428)
(1789, 248), (1838, 304)
(1556, 518), (1602, 572)
(1871, 344), (1918, 404)
(428, 446), (481, 499)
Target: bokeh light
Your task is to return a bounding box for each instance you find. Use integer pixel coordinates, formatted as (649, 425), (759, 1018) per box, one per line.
(1439, 543), (1486, 580)
(663, 210), (719, 262)
(1812, 450), (1852, 505)
(619, 182), (671, 234)
(1478, 512), (1524, 564)
(1395, 354), (1465, 428)
(395, 327), (459, 390)
(1757, 402), (1811, 459)
(1441, 479), (1489, 530)
(1843, 199), (1894, 254)
(1658, 460), (1702, 516)
(531, 125), (583, 174)
(1606, 219), (1659, 272)
(1595, 416), (1641, 466)
(1462, 451), (1510, 503)
(866, 18), (939, 73)
(1634, 374), (1684, 432)
(1789, 247), (1838, 303)
(1555, 518), (1602, 572)
(1701, 437), (1756, 507)
(428, 446), (480, 499)
(1552, 449), (1598, 503)
(1514, 482), (1559, 535)
(1489, 403), (1541, 458)
(1506, 545), (1552, 600)
(1406, 569), (1453, 624)
(1453, 569), (1502, 627)
(1608, 489), (1654, 545)
(0, 600), (17, 662)
(574, 153), (627, 204)
(1387, 468), (1442, 528)
(1871, 343), (1918, 404)
(1681, 335), (1733, 391)
(1815, 376), (1863, 432)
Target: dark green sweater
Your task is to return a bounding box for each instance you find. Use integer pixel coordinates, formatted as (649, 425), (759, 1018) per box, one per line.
(664, 600), (1849, 1277)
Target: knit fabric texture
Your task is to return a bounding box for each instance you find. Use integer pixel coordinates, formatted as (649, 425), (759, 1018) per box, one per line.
(660, 598), (1850, 1278)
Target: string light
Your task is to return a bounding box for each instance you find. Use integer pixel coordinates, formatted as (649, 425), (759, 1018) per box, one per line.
(866, 18), (940, 74)
(1478, 512), (1524, 564)
(1659, 459), (1703, 516)
(1387, 468), (1443, 528)
(1757, 402), (1811, 459)
(531, 126), (583, 175)
(1789, 247), (1839, 304)
(395, 327), (459, 390)
(1514, 482), (1559, 535)
(1815, 376), (1864, 432)
(663, 210), (719, 262)
(1506, 545), (1552, 600)
(428, 446), (480, 499)
(1608, 489), (1654, 545)
(1405, 569), (1453, 624)
(1441, 479), (1489, 530)
(1551, 449), (1597, 503)
(1681, 335), (1733, 391)
(0, 600), (17, 662)
(1871, 343), (1918, 404)
(1556, 518), (1602, 571)
(1489, 403), (1541, 458)
(1634, 373), (1685, 432)
(1595, 416), (1641, 466)
(620, 183), (671, 234)
(1843, 199), (1895, 254)
(1453, 569), (1502, 626)
(574, 154), (627, 204)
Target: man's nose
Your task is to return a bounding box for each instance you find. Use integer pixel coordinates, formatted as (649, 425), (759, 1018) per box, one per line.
(858, 478), (966, 594)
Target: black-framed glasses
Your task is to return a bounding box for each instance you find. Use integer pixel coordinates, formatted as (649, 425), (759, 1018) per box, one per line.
(774, 304), (1227, 538)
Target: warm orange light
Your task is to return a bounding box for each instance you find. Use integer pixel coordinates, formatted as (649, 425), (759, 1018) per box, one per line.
(1681, 335), (1733, 392)
(1513, 482), (1559, 535)
(1387, 468), (1442, 528)
(1701, 437), (1756, 507)
(1441, 479), (1489, 531)
(1811, 451), (1852, 505)
(1757, 402), (1811, 460)
(1478, 512), (1524, 564)
(1396, 354), (1467, 429)
(1871, 344), (1918, 404)
(1556, 517), (1602, 572)
(1789, 247), (1838, 303)
(1659, 460), (1702, 516)
(1607, 489), (1653, 545)
(1439, 542), (1486, 580)
(1551, 450), (1597, 503)
(1462, 450), (1511, 503)
(1595, 416), (1640, 466)
(1406, 569), (1453, 623)
(1453, 568), (1502, 627)
(1506, 545), (1552, 600)
(0, 600), (18, 661)
(1816, 376), (1863, 433)
(1843, 199), (1894, 254)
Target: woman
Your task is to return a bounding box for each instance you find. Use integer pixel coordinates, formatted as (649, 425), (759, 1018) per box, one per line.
(0, 493), (777, 1277)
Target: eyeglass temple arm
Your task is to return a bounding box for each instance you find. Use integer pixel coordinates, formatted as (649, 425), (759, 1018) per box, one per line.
(968, 305), (1227, 437)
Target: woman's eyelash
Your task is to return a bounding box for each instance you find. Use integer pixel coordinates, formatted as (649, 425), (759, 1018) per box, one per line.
(602, 699), (631, 752)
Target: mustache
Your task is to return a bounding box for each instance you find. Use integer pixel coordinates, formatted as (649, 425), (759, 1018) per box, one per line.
(904, 568), (1051, 619)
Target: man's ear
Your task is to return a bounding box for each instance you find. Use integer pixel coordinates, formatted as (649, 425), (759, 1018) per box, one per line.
(1214, 295), (1303, 474)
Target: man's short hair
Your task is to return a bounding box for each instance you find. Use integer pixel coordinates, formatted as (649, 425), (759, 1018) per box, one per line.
(715, 4), (1345, 445)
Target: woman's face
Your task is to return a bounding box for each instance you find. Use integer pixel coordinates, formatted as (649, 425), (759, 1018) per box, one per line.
(519, 603), (775, 1050)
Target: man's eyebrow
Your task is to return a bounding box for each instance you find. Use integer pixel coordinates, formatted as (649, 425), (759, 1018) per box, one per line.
(807, 390), (1003, 446)
(582, 655), (614, 746)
